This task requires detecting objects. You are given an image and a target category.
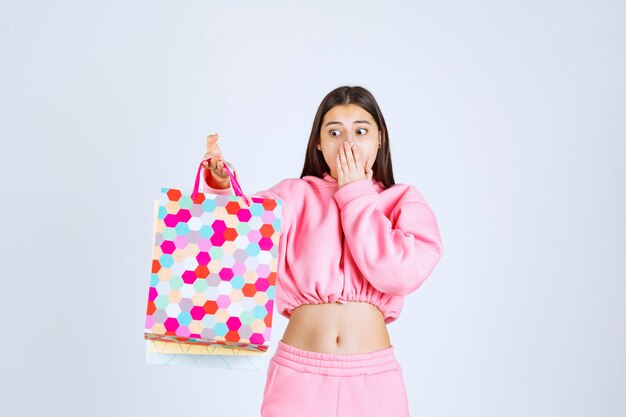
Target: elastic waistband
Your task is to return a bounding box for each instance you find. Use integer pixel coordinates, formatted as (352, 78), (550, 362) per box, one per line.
(272, 340), (399, 376)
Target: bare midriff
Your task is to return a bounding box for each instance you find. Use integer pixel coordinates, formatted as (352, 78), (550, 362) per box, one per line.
(281, 301), (391, 354)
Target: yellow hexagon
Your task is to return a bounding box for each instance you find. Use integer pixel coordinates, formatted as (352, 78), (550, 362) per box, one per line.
(168, 289), (182, 304)
(208, 259), (222, 271)
(151, 323), (166, 334)
(251, 319), (266, 332)
(189, 320), (204, 335)
(230, 289), (244, 302)
(215, 308), (230, 322)
(192, 292), (207, 306)
(157, 266), (172, 281)
(244, 270), (258, 283)
(165, 200), (179, 213)
(253, 291), (269, 305)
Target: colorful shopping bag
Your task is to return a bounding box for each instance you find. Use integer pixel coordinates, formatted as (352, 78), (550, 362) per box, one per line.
(144, 158), (282, 353)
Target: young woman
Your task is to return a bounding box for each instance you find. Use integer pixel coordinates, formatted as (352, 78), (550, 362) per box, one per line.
(201, 85), (443, 417)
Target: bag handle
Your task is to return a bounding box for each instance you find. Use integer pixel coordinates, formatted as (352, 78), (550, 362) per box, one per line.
(192, 158), (251, 206)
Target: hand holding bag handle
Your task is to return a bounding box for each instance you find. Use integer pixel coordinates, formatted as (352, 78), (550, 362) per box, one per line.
(192, 157), (251, 206)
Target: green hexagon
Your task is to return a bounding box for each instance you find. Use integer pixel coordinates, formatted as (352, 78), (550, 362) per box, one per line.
(163, 227), (177, 240)
(178, 195), (192, 209)
(194, 278), (208, 292)
(155, 294), (169, 310)
(236, 222), (250, 235)
(239, 310), (254, 325)
(209, 246), (224, 259)
(170, 275), (184, 290)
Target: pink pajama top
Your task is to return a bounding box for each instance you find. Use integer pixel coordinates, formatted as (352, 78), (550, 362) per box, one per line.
(203, 169), (443, 325)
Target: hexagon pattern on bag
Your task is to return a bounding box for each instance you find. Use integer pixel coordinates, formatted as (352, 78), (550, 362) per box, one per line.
(145, 187), (282, 353)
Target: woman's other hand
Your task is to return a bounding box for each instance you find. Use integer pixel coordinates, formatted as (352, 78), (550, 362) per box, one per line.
(202, 133), (231, 188)
(336, 140), (373, 189)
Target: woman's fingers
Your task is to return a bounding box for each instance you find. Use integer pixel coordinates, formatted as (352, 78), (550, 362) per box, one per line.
(345, 142), (357, 171)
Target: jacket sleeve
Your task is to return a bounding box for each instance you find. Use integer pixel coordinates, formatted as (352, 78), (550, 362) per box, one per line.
(334, 179), (443, 296)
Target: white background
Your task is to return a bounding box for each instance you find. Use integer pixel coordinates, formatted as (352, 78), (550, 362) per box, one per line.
(1, 1), (624, 416)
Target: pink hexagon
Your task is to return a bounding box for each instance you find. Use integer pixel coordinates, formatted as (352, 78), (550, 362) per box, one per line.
(255, 278), (269, 292)
(258, 237), (273, 251)
(148, 287), (158, 301)
(196, 252), (211, 265)
(198, 239), (212, 252)
(232, 262), (246, 276)
(226, 317), (242, 331)
(265, 299), (274, 312)
(176, 209), (192, 223)
(182, 270), (197, 284)
(236, 209), (252, 222)
(249, 333), (265, 345)
(160, 240), (176, 254)
(164, 317), (180, 332)
(174, 235), (188, 249)
(212, 220), (226, 233)
(261, 211), (275, 223)
(219, 268), (234, 281)
(190, 306), (205, 320)
(216, 295), (232, 309)
(177, 326), (191, 337)
(163, 213), (179, 228)
(256, 264), (271, 279)
(210, 234), (225, 246)
(247, 230), (261, 244)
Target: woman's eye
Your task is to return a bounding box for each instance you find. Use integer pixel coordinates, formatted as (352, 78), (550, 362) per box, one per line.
(356, 128), (368, 135)
(329, 129), (341, 137)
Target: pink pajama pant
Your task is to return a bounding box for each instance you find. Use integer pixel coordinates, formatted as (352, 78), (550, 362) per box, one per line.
(260, 340), (410, 417)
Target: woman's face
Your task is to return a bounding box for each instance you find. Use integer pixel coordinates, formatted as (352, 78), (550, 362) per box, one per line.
(317, 104), (381, 180)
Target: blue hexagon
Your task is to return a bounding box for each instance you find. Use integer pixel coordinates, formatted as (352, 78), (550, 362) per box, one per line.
(178, 311), (192, 326)
(249, 203), (265, 217)
(246, 243), (261, 257)
(253, 305), (267, 319)
(201, 199), (217, 212)
(159, 254), (174, 268)
(174, 222), (190, 236)
(199, 225), (214, 239)
(158, 205), (168, 220)
(214, 322), (228, 337)
(150, 273), (159, 287)
(230, 276), (245, 289)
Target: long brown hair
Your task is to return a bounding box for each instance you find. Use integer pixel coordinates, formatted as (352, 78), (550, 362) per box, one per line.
(299, 85), (396, 190)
